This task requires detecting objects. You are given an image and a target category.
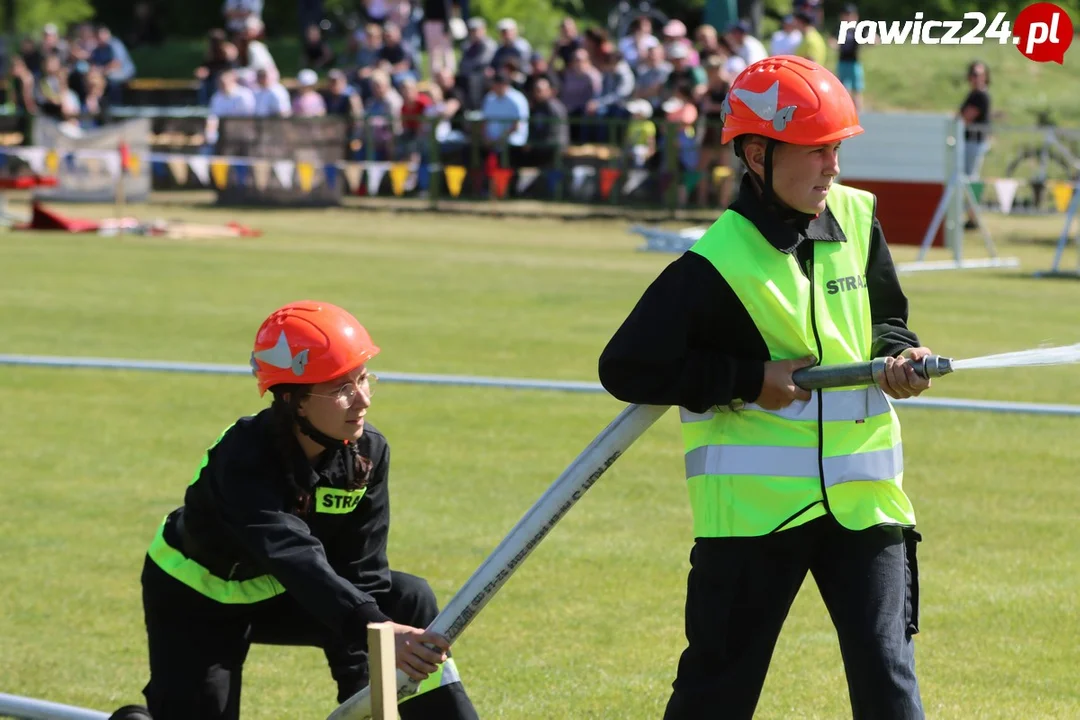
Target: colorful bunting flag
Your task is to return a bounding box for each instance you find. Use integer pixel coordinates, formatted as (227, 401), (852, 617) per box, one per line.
(599, 167), (621, 200)
(188, 156), (210, 186)
(623, 169), (649, 195)
(515, 167), (541, 194)
(168, 158), (189, 186)
(992, 178), (1019, 214)
(1050, 180), (1075, 213)
(366, 162), (389, 195)
(444, 165), (466, 197)
(252, 161), (270, 191)
(297, 162), (314, 192)
(210, 159), (230, 189)
(273, 160), (294, 189)
(343, 162), (363, 192)
(389, 163), (410, 196)
(490, 167), (513, 199)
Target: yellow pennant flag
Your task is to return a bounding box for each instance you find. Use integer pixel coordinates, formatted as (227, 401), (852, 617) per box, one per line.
(1050, 180), (1075, 214)
(389, 163), (410, 197)
(210, 159), (230, 189)
(297, 162), (314, 192)
(128, 153), (141, 176)
(444, 165), (466, 198)
(45, 149), (58, 175)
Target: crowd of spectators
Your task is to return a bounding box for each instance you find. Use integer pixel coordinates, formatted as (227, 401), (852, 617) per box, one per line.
(8, 21), (136, 132)
(9, 0), (848, 206)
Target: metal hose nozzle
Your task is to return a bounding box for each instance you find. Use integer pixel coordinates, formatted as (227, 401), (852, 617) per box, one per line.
(792, 355), (954, 391)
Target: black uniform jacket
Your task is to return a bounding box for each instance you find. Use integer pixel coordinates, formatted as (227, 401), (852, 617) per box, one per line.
(599, 175), (921, 413)
(161, 408), (394, 638)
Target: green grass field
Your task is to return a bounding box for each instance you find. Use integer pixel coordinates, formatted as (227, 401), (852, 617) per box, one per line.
(1, 199), (1079, 718)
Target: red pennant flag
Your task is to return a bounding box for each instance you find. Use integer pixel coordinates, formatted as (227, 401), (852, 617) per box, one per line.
(599, 167), (621, 200)
(490, 167), (513, 199)
(119, 142), (131, 175)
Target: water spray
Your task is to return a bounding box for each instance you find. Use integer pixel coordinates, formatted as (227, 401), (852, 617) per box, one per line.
(792, 343), (1080, 391)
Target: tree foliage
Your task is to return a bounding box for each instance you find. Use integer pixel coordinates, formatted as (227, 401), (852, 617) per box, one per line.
(2, 0), (94, 36)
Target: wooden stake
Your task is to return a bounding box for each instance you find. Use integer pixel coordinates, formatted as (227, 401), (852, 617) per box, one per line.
(367, 622), (398, 720)
(115, 144), (126, 235)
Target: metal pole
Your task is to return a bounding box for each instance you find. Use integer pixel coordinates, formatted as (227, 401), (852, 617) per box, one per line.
(0, 354), (1077, 417)
(0, 693), (109, 720)
(327, 404), (671, 719)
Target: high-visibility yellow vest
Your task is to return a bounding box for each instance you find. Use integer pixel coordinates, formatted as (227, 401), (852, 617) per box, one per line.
(683, 184), (915, 537)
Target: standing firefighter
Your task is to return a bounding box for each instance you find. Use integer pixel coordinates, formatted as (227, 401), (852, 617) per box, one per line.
(125, 301), (478, 720)
(599, 56), (933, 719)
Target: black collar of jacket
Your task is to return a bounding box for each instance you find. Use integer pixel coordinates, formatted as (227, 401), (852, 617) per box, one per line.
(727, 173), (848, 254)
(303, 443), (357, 490)
(278, 425), (354, 492)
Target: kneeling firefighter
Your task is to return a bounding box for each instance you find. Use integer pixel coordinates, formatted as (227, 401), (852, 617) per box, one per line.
(117, 300), (478, 719)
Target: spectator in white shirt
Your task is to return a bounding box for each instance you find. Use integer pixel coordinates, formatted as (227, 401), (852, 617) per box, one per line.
(223, 0), (263, 36)
(725, 21), (768, 65)
(205, 69), (256, 147)
(237, 17), (277, 74)
(617, 16), (658, 69)
(253, 66), (291, 116)
(770, 15), (803, 56)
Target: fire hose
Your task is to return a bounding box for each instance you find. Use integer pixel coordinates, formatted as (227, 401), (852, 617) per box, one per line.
(792, 355), (954, 390)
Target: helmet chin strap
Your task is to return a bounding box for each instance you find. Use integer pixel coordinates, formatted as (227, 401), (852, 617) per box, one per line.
(763, 138), (777, 206)
(297, 413), (350, 451)
(746, 138), (818, 226)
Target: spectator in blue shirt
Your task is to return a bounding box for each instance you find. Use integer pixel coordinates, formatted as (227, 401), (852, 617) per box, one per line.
(96, 26), (136, 103)
(481, 71), (529, 159)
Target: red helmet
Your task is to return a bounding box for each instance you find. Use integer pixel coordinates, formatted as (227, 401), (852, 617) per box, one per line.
(721, 55), (863, 146)
(250, 301), (380, 396)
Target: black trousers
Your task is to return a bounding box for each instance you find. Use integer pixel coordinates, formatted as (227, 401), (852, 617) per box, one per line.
(141, 556), (478, 720)
(664, 516), (924, 720)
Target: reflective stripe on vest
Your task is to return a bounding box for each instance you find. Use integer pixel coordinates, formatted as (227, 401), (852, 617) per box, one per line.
(685, 444), (903, 485)
(147, 421), (287, 604)
(147, 518), (286, 604)
(405, 657), (463, 702)
(682, 183), (915, 537)
(680, 386), (893, 424)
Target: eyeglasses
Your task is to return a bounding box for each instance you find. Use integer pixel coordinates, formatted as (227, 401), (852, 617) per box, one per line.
(308, 374), (378, 409)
